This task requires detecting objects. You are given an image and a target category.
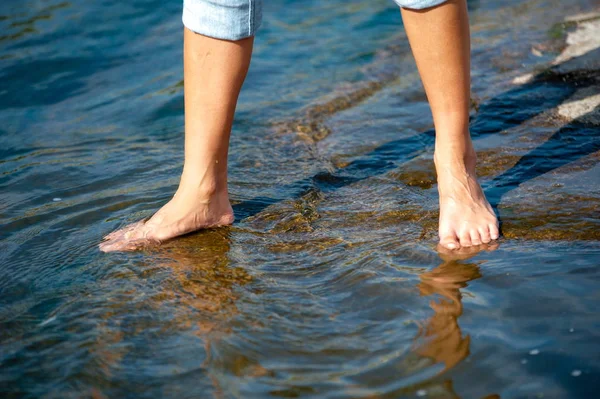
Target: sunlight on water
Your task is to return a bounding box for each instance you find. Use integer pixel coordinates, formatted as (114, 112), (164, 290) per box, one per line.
(1, 0), (599, 398)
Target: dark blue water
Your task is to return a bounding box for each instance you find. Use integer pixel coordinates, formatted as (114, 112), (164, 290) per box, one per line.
(1, 0), (599, 398)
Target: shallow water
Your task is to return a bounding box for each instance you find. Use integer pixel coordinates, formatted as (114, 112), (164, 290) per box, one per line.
(1, 0), (599, 398)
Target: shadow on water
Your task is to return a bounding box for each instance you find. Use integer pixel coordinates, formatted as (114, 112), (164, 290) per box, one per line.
(484, 74), (600, 205)
(233, 48), (600, 229)
(487, 103), (600, 204)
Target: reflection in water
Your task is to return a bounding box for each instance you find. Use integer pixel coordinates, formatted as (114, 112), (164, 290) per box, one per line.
(83, 230), (258, 396)
(149, 230), (255, 356)
(156, 230), (250, 322)
(407, 255), (488, 398)
(415, 259), (481, 371)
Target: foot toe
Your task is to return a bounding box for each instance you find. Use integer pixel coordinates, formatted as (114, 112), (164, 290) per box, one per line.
(470, 229), (482, 246)
(489, 223), (500, 240)
(479, 227), (491, 243)
(99, 237), (156, 253)
(99, 221), (152, 252)
(103, 231), (117, 240)
(459, 231), (472, 247)
(440, 234), (460, 250)
(99, 240), (119, 253)
(103, 221), (145, 241)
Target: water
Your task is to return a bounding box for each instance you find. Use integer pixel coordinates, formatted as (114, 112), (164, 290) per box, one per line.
(1, 0), (599, 398)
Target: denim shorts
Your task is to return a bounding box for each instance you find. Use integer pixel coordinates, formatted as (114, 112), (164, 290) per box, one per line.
(182, 0), (449, 41)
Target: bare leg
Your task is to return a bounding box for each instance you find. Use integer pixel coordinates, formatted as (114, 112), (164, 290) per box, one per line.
(401, 0), (499, 249)
(100, 28), (253, 252)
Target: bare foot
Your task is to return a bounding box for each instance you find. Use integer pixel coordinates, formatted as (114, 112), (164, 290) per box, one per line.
(99, 187), (234, 252)
(435, 147), (499, 250)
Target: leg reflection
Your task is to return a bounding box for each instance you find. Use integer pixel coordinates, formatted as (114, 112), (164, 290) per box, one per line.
(414, 255), (483, 371)
(89, 230), (262, 396)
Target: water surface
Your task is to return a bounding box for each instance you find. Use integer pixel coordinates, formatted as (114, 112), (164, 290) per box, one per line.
(1, 0), (599, 398)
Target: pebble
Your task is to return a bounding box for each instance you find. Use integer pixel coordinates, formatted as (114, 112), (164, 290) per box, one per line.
(416, 389), (427, 397)
(569, 328), (575, 333)
(571, 370), (582, 377)
(53, 197), (62, 202)
(529, 349), (540, 355)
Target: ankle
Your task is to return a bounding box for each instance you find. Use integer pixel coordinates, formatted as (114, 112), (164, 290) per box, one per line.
(434, 138), (476, 171)
(177, 176), (228, 201)
(434, 150), (476, 170)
